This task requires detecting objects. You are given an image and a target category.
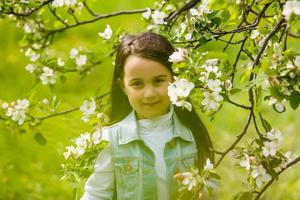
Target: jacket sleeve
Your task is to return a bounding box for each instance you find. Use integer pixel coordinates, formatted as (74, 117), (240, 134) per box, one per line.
(80, 143), (115, 200)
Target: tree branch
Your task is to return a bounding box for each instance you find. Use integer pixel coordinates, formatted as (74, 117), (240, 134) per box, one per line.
(255, 156), (300, 200)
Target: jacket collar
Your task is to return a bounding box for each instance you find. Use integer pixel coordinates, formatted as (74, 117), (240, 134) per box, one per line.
(118, 108), (194, 145)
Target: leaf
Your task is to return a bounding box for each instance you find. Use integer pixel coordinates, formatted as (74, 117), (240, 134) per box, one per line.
(240, 67), (252, 83)
(261, 118), (272, 132)
(34, 132), (47, 146)
(234, 191), (253, 200)
(60, 75), (67, 83)
(218, 9), (230, 21)
(230, 88), (242, 95)
(290, 91), (300, 110)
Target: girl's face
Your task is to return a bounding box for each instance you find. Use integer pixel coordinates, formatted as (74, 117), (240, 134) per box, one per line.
(121, 55), (173, 119)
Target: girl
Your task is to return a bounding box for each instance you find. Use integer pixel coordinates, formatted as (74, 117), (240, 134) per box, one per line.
(81, 32), (214, 200)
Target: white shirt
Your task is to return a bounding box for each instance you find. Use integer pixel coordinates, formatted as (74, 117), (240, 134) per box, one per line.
(138, 106), (173, 200)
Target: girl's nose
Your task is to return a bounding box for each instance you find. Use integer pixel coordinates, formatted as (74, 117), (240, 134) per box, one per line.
(143, 86), (157, 100)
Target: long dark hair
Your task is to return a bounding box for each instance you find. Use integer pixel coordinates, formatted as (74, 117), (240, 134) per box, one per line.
(110, 32), (214, 168)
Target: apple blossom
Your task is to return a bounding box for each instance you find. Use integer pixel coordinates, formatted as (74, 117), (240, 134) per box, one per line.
(151, 10), (167, 25)
(79, 98), (96, 122)
(39, 67), (57, 85)
(168, 48), (188, 63)
(98, 24), (113, 40)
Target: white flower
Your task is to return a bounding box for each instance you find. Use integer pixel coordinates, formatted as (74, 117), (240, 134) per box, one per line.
(16, 99), (29, 110)
(63, 146), (76, 159)
(1, 102), (9, 109)
(224, 79), (232, 91)
(23, 22), (34, 33)
(75, 146), (85, 157)
(64, 0), (77, 7)
(207, 79), (222, 93)
(182, 171), (197, 191)
(39, 67), (57, 85)
(205, 59), (219, 66)
(266, 129), (283, 144)
(57, 57), (65, 67)
(30, 52), (40, 62)
(168, 77), (194, 99)
(151, 10), (167, 25)
(294, 56), (300, 68)
(5, 98), (30, 125)
(80, 98), (96, 122)
(255, 172), (271, 187)
(75, 54), (87, 67)
(69, 48), (78, 59)
(92, 127), (102, 145)
(251, 165), (265, 179)
(282, 0), (300, 20)
(262, 141), (277, 157)
(42, 98), (49, 105)
(204, 159), (214, 171)
(25, 64), (36, 73)
(198, 5), (212, 15)
(251, 30), (260, 40)
(240, 154), (251, 170)
(190, 8), (199, 16)
(180, 22), (187, 34)
(11, 109), (26, 125)
(185, 32), (193, 41)
(168, 77), (194, 111)
(168, 48), (188, 63)
(98, 24), (112, 40)
(201, 92), (223, 111)
(52, 0), (64, 7)
(142, 8), (151, 20)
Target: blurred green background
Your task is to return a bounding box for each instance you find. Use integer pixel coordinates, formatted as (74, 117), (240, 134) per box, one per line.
(0, 1), (299, 200)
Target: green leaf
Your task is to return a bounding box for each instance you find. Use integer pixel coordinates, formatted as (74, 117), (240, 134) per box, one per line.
(34, 132), (47, 146)
(234, 191), (253, 200)
(240, 67), (252, 83)
(230, 88), (242, 95)
(290, 91), (300, 110)
(218, 9), (230, 21)
(60, 75), (67, 83)
(261, 118), (272, 132)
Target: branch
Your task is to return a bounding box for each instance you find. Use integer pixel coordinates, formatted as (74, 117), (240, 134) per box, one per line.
(227, 98), (252, 110)
(231, 36), (248, 83)
(165, 0), (201, 27)
(255, 156), (300, 200)
(215, 112), (252, 168)
(43, 8), (148, 34)
(252, 18), (285, 67)
(2, 0), (54, 17)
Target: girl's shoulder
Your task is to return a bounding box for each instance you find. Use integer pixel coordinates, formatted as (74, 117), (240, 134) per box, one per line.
(101, 122), (122, 142)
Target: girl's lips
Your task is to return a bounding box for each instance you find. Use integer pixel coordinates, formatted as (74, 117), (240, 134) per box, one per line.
(143, 102), (160, 106)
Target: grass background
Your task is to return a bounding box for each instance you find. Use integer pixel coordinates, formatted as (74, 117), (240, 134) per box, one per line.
(0, 1), (299, 199)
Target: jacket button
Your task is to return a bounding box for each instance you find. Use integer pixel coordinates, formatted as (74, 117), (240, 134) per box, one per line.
(124, 163), (132, 172)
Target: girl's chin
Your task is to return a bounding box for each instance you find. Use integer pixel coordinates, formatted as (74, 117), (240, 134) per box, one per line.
(137, 110), (168, 119)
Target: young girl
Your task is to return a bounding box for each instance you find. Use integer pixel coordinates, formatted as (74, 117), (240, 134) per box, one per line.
(81, 32), (214, 200)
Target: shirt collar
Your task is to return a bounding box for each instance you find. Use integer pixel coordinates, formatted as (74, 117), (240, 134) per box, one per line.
(118, 106), (194, 145)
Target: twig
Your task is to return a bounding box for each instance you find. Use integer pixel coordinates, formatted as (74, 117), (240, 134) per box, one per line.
(215, 112), (252, 168)
(255, 156), (300, 200)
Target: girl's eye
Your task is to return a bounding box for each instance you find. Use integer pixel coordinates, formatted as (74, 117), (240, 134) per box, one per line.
(154, 79), (165, 85)
(130, 82), (143, 88)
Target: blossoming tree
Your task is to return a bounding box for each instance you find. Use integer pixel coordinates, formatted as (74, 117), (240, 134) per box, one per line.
(1, 0), (300, 199)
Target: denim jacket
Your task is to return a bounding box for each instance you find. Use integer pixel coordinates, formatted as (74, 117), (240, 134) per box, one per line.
(108, 110), (198, 200)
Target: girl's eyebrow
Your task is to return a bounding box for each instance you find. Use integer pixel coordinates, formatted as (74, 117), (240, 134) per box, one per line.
(129, 75), (168, 81)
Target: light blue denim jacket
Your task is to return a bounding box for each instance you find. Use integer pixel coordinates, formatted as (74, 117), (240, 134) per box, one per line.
(82, 110), (198, 200)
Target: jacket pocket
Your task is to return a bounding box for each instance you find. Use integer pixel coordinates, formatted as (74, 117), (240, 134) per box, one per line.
(114, 158), (140, 199)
